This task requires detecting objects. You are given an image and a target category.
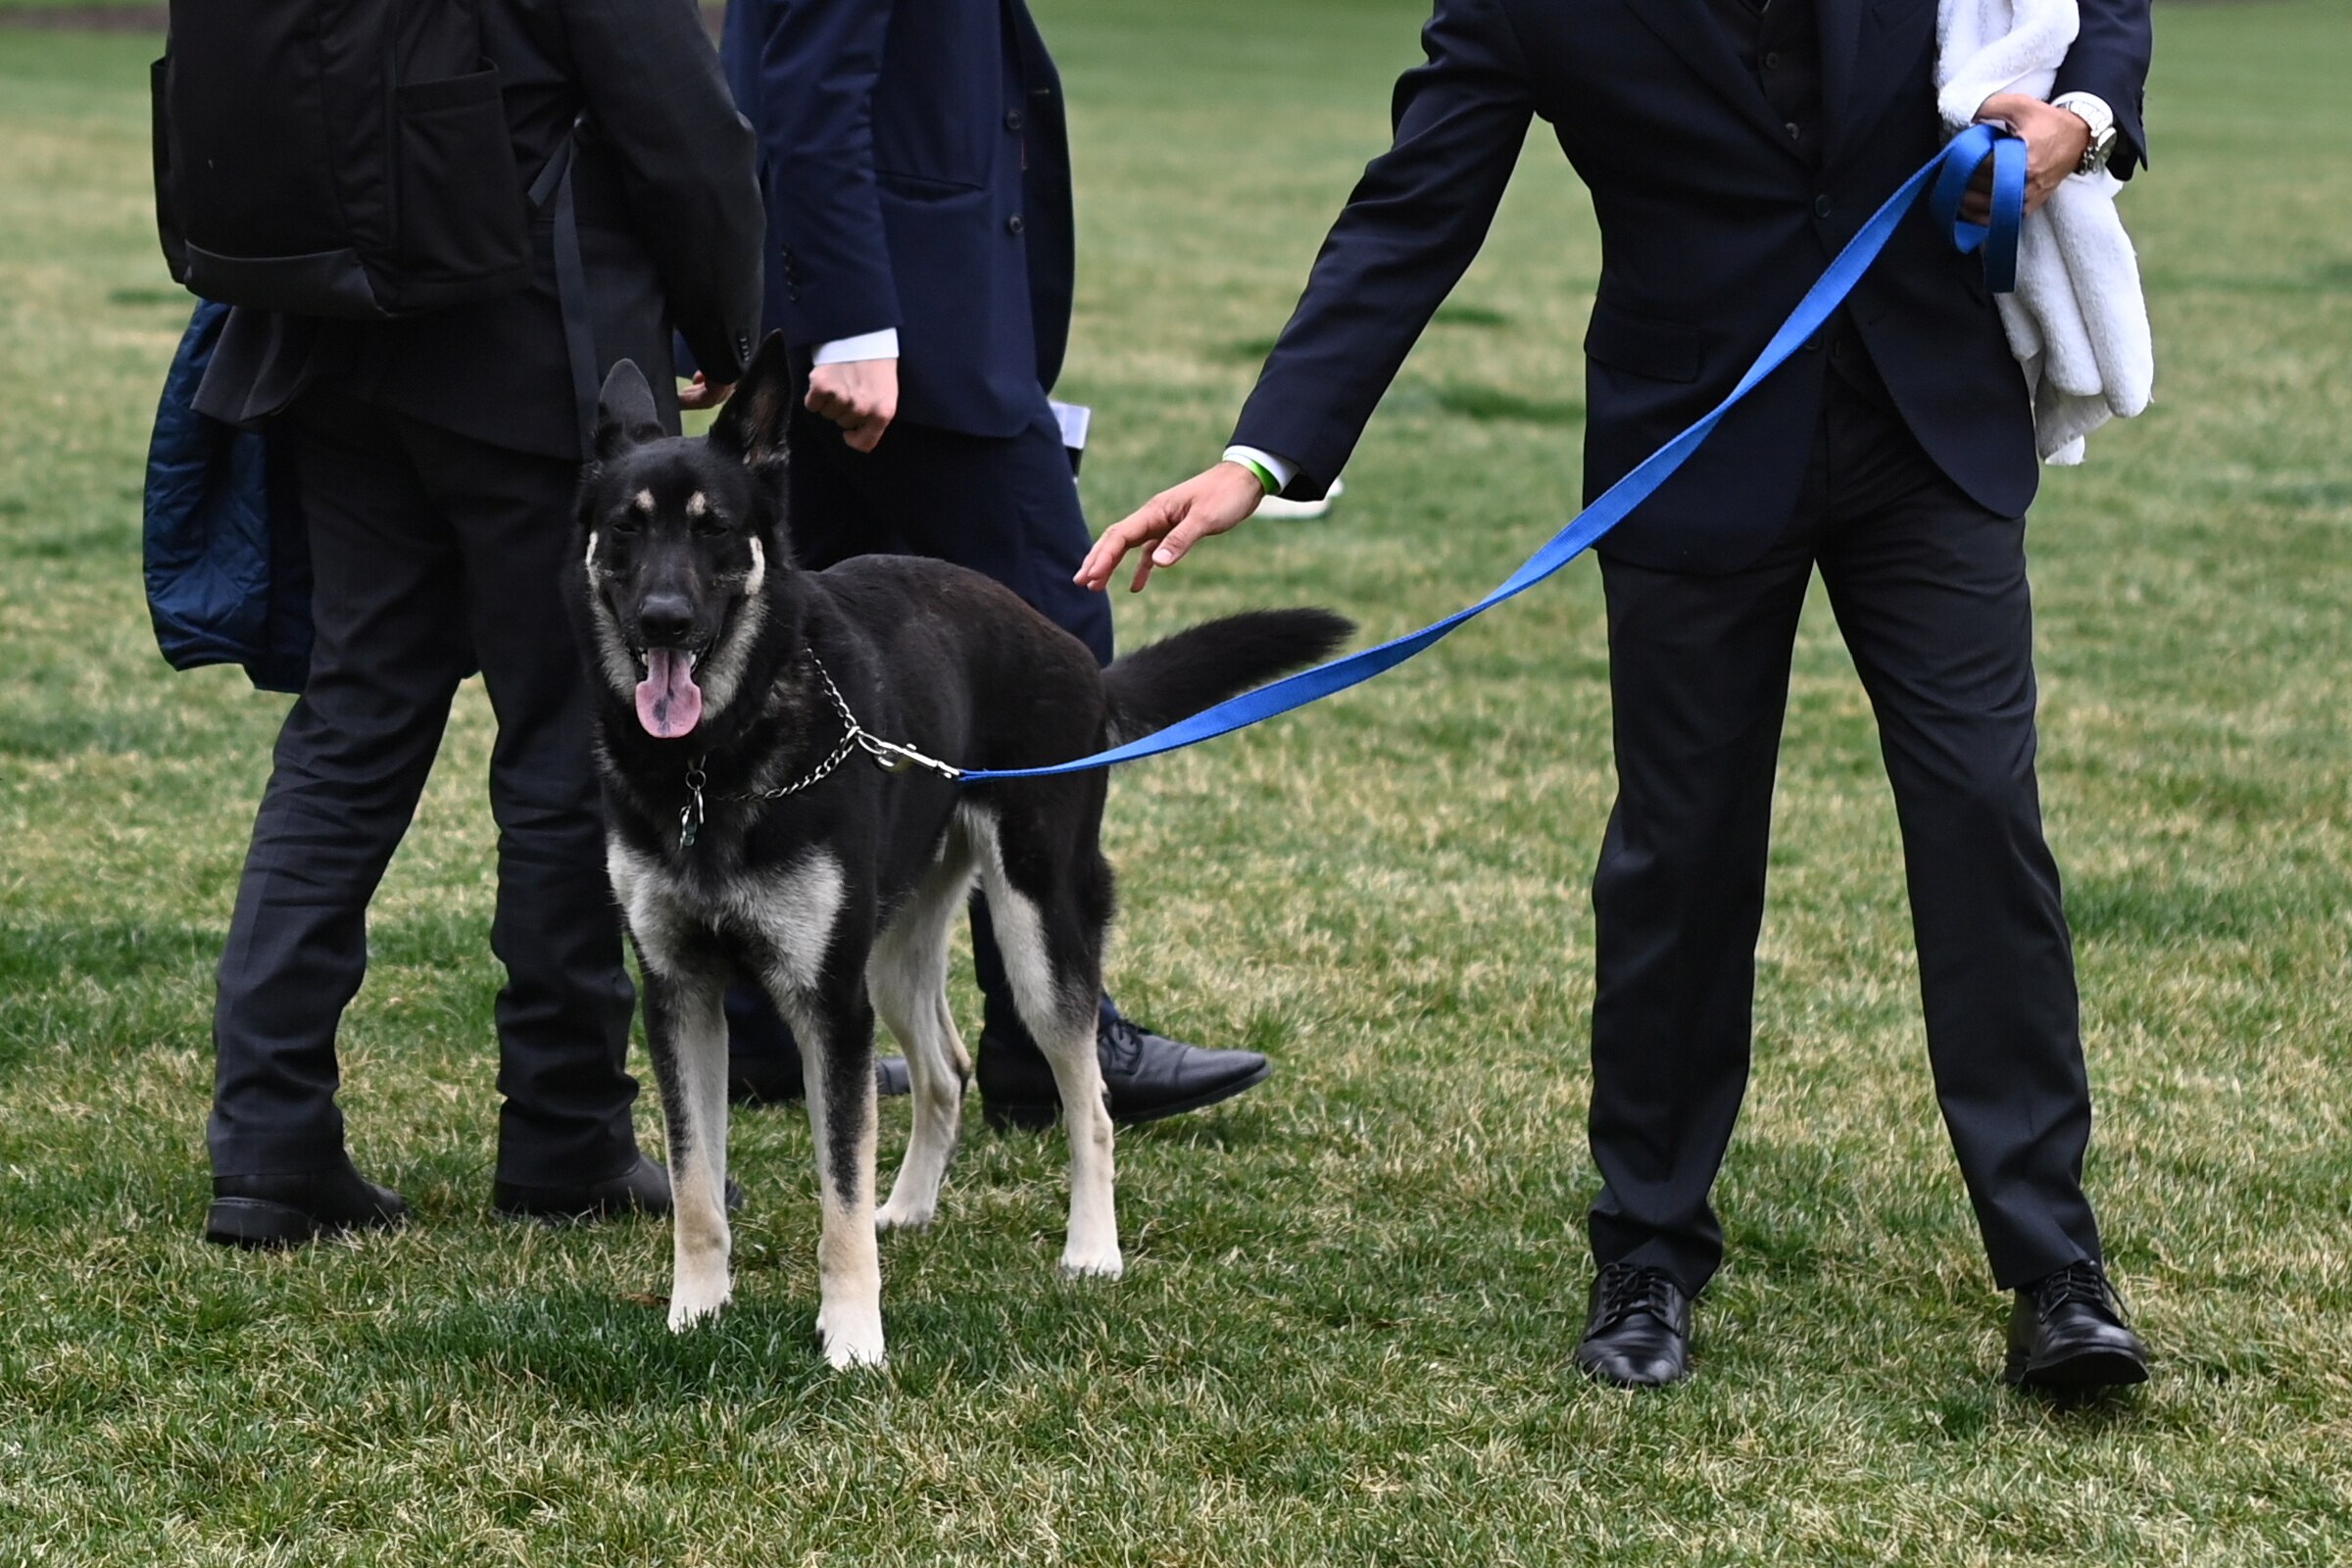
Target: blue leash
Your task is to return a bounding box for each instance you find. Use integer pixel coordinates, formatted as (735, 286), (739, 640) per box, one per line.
(957, 123), (2028, 784)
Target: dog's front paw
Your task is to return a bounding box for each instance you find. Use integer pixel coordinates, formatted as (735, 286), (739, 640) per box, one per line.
(874, 1197), (936, 1232)
(667, 1272), (733, 1333)
(817, 1307), (887, 1369)
(1058, 1242), (1125, 1281)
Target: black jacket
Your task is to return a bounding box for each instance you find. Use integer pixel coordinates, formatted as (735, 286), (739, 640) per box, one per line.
(1231, 0), (2152, 571)
(723, 0), (1075, 438)
(195, 0), (763, 462)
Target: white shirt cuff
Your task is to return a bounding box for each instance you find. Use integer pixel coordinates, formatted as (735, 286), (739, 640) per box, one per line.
(1222, 444), (1297, 493)
(811, 328), (900, 366)
(2050, 91), (2114, 139)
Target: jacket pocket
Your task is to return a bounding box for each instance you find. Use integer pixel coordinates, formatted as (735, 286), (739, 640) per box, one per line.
(1583, 302), (1709, 384)
(393, 66), (529, 282)
(877, 169), (984, 202)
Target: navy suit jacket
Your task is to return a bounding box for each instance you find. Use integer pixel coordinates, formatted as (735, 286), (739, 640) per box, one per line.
(1232, 0), (2152, 572)
(723, 0), (1075, 438)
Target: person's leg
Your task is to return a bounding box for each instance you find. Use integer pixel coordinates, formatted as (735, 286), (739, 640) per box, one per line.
(865, 402), (1113, 663)
(208, 389), (470, 1201)
(1817, 480), (2102, 1289)
(404, 417), (644, 1190)
(1586, 544), (1814, 1295)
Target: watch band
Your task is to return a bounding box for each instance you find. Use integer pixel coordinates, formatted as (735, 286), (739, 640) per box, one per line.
(2052, 91), (2119, 176)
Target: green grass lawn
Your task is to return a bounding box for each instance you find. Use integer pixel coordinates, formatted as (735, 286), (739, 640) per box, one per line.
(4, 2), (2350, 1561)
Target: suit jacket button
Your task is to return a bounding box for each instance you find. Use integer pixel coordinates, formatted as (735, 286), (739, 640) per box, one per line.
(1005, 110), (1024, 131)
(1814, 194), (1834, 219)
(1006, 214), (1025, 235)
(736, 330), (751, 358)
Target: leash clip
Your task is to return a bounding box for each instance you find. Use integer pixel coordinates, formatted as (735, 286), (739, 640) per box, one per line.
(680, 759), (709, 849)
(855, 731), (963, 780)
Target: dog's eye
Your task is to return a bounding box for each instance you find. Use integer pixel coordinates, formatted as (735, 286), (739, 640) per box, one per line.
(690, 511), (727, 538)
(609, 511), (642, 534)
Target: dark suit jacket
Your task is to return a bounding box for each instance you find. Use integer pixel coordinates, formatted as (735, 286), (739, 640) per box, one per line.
(723, 0), (1075, 438)
(1231, 0), (2152, 571)
(194, 0), (763, 463)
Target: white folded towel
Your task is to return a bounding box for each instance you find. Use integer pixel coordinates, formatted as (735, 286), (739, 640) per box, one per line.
(1935, 0), (2154, 464)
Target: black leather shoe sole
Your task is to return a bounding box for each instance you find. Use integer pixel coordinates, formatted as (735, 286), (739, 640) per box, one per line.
(982, 1056), (1274, 1134)
(2005, 1342), (2151, 1392)
(204, 1196), (405, 1250)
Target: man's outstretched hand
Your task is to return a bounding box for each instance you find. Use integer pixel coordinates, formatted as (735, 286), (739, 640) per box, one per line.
(1077, 461), (1267, 593)
(1965, 94), (2095, 223)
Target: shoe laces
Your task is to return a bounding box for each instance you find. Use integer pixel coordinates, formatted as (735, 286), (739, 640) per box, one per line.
(2034, 1260), (2123, 1321)
(1592, 1262), (1681, 1332)
(1099, 1015), (1147, 1072)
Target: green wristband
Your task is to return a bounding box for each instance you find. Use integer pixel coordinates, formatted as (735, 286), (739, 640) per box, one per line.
(1232, 456), (1280, 497)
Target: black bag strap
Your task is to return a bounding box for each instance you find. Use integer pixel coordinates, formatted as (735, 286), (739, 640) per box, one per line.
(528, 112), (600, 454)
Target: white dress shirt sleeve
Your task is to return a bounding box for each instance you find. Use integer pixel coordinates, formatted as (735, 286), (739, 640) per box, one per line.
(811, 328), (901, 366)
(1221, 444), (1298, 493)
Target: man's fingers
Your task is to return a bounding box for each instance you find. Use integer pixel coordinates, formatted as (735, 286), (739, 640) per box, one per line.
(1127, 502), (1225, 593)
(805, 385), (886, 442)
(1077, 500), (1180, 592)
(1151, 514), (1211, 569)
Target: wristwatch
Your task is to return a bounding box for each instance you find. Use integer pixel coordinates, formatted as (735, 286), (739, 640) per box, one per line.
(2053, 91), (2120, 177)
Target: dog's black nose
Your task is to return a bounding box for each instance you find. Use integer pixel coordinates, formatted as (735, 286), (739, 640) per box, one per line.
(637, 592), (695, 646)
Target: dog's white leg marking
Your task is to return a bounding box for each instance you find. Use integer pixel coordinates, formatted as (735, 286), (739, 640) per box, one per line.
(784, 999), (888, 1369)
(738, 850), (882, 1368)
(871, 831), (977, 1232)
(970, 813), (1121, 1280)
(611, 840), (735, 1331)
(611, 843), (734, 1334)
(660, 972), (735, 1332)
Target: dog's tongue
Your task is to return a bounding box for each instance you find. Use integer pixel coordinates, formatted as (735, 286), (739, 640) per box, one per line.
(636, 648), (704, 738)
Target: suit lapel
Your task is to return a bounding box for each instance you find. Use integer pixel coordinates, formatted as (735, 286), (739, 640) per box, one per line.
(1817, 0), (1867, 166)
(1619, 0), (1808, 164)
(1822, 0), (1940, 171)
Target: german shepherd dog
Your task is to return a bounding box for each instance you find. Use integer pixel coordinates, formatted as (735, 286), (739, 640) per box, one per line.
(571, 341), (1349, 1367)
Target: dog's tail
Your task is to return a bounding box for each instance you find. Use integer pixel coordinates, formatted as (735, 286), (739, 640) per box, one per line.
(1102, 609), (1355, 747)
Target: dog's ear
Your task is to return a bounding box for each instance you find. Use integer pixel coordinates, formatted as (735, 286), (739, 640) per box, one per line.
(706, 331), (795, 472)
(594, 361), (664, 461)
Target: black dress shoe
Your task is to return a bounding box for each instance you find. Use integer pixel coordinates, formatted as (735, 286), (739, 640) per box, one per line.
(727, 1053), (913, 1105)
(1574, 1262), (1693, 1388)
(205, 1157), (409, 1249)
(492, 1152), (745, 1223)
(2005, 1260), (2151, 1391)
(979, 1014), (1272, 1133)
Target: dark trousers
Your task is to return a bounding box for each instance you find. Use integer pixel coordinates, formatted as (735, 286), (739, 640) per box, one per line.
(1588, 352), (2103, 1293)
(726, 394), (1115, 1072)
(209, 385), (640, 1184)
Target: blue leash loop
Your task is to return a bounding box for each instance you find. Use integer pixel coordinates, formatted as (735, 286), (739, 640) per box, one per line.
(957, 124), (2027, 784)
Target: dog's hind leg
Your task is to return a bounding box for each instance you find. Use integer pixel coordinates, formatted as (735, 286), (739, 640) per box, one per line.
(641, 956), (735, 1332)
(779, 972), (888, 1368)
(973, 816), (1121, 1280)
(870, 833), (977, 1232)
